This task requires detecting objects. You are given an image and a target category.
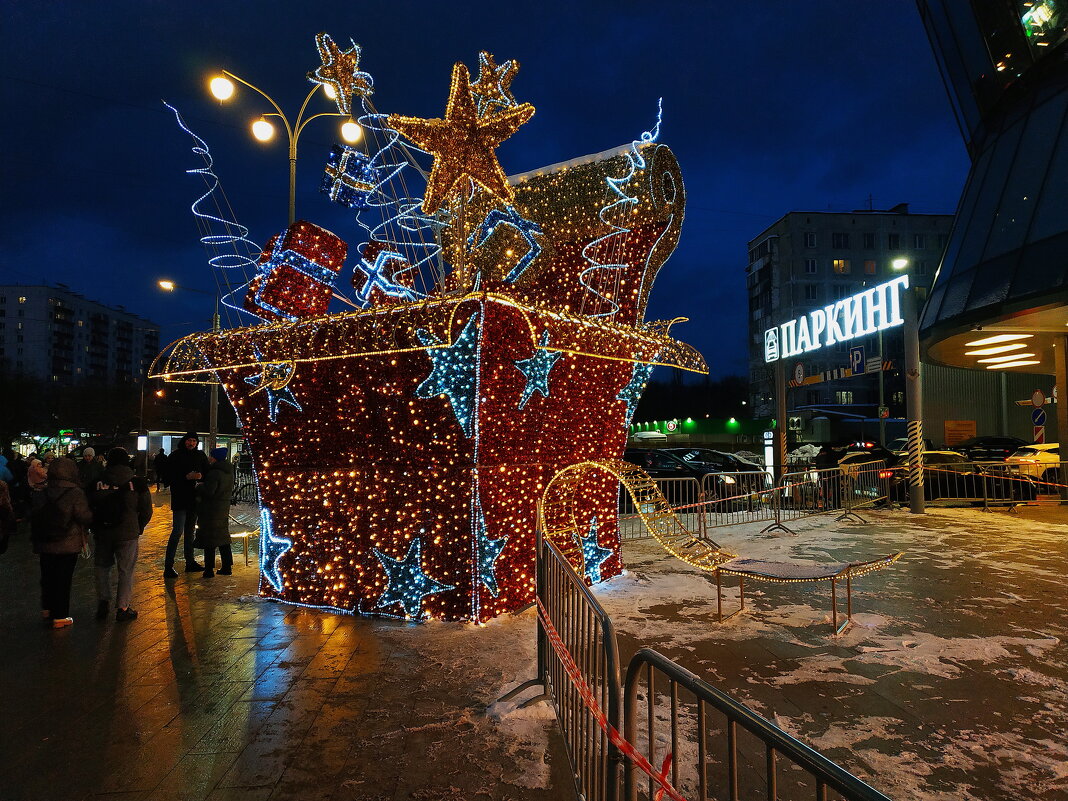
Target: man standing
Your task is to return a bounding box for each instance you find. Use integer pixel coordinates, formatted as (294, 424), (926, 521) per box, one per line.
(152, 448), (169, 492)
(197, 447), (235, 578)
(163, 432), (208, 577)
(77, 447), (103, 493)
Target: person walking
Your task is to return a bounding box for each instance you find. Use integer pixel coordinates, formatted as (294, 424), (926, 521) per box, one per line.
(164, 432), (208, 578)
(152, 448), (169, 492)
(77, 447), (103, 493)
(90, 448), (152, 622)
(30, 458), (92, 628)
(197, 447), (235, 578)
(0, 477), (15, 556)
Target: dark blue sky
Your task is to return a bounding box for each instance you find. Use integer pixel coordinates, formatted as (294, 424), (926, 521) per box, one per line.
(1, 1), (969, 376)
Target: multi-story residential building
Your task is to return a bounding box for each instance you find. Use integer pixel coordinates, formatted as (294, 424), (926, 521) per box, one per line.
(746, 205), (953, 430)
(0, 284), (160, 385)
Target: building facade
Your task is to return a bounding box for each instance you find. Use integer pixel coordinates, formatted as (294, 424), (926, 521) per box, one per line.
(747, 206), (953, 439)
(917, 1), (1067, 444)
(0, 284), (160, 385)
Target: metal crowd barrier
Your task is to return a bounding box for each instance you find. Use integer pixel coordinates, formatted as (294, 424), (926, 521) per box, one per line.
(623, 649), (891, 801)
(231, 466), (259, 505)
(700, 471), (777, 529)
(525, 518), (891, 801)
(777, 462), (889, 527)
(619, 477), (703, 541)
(534, 531), (623, 801)
(900, 460), (1066, 509)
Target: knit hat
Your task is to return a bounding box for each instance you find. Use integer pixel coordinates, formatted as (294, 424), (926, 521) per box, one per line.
(183, 431), (200, 444)
(82, 447), (95, 460)
(210, 447), (228, 462)
(107, 447), (131, 466)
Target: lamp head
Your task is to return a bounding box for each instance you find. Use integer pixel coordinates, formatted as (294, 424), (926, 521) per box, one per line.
(209, 75), (236, 101)
(341, 120), (362, 144)
(251, 118), (275, 142)
(891, 258), (909, 270)
(158, 280), (176, 291)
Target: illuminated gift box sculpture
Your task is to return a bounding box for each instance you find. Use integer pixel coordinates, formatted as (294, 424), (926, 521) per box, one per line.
(244, 220), (348, 321)
(154, 48), (706, 622)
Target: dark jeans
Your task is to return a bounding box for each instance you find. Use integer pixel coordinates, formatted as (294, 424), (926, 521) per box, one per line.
(40, 553), (78, 619)
(165, 507), (198, 567)
(203, 543), (233, 572)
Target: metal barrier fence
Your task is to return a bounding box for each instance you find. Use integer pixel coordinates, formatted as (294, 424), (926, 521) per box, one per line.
(701, 471), (777, 529)
(534, 530), (623, 801)
(231, 466), (259, 505)
(619, 478), (704, 541)
(623, 649), (891, 801)
(528, 518), (891, 801)
(777, 462), (889, 526)
(894, 459), (1067, 509)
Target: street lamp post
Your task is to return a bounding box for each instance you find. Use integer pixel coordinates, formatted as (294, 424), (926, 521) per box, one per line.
(880, 257), (911, 447)
(208, 71), (362, 224)
(158, 280), (221, 449)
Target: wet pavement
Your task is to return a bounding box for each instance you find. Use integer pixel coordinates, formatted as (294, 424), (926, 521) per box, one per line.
(598, 504), (1068, 801)
(0, 490), (574, 801)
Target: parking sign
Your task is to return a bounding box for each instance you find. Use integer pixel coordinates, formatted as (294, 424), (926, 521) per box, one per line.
(849, 345), (865, 374)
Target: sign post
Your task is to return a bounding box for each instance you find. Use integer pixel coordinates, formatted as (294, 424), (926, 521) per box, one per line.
(775, 359), (787, 482)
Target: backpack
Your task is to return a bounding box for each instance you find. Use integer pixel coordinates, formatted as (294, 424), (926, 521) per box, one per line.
(93, 485), (131, 529)
(30, 489), (73, 542)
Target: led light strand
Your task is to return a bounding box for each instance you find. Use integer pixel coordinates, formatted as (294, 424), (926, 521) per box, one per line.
(515, 331), (563, 409)
(259, 507), (294, 593)
(468, 205), (544, 283)
(414, 312), (481, 436)
(575, 516), (613, 584)
(307, 32), (373, 115)
(164, 102), (262, 321)
(373, 537), (455, 619)
(579, 99), (664, 318)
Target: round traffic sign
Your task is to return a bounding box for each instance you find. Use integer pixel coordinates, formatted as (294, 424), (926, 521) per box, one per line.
(793, 362), (805, 384)
(1032, 408), (1047, 426)
(1032, 389), (1045, 407)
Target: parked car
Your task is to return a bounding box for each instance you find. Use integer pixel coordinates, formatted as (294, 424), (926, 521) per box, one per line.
(665, 448), (763, 473)
(621, 449), (745, 510)
(951, 435), (1028, 462)
(667, 447), (773, 507)
(884, 450), (1038, 504)
(1004, 443), (1061, 483)
(886, 436), (934, 456)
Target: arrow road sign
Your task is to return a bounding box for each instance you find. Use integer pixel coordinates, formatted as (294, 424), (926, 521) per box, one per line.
(1032, 408), (1046, 426)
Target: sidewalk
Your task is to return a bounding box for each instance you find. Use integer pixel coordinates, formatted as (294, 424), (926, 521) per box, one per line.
(0, 491), (574, 801)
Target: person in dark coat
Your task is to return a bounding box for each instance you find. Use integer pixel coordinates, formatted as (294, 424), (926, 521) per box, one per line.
(197, 447), (235, 578)
(77, 447), (104, 493)
(31, 457), (92, 628)
(91, 448), (153, 621)
(152, 448), (169, 491)
(164, 432), (209, 577)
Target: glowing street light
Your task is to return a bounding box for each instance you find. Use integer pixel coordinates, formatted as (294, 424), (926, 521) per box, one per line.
(892, 257), (909, 270)
(251, 118), (275, 142)
(209, 75), (235, 101)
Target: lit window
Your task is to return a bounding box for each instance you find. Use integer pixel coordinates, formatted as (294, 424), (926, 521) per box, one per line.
(18, 297), (26, 304)
(835, 391), (854, 404)
(804, 259), (817, 274)
(832, 259), (851, 274)
(864, 260), (876, 275)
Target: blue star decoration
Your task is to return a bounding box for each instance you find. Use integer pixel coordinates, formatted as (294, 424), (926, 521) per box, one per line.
(474, 506), (508, 598)
(575, 517), (613, 584)
(415, 312), (480, 437)
(373, 538), (455, 619)
(616, 361), (655, 425)
(244, 359), (302, 422)
(259, 507), (293, 593)
(468, 206), (544, 283)
(354, 248), (421, 306)
(514, 331), (562, 410)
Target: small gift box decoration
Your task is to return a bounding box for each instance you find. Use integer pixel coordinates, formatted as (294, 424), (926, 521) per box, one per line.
(243, 220), (348, 321)
(320, 145), (378, 210)
(352, 240), (419, 308)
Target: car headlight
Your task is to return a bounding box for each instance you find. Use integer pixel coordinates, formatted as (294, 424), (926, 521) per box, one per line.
(721, 475), (736, 484)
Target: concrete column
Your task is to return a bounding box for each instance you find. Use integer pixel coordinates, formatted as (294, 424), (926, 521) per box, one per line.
(904, 288), (925, 514)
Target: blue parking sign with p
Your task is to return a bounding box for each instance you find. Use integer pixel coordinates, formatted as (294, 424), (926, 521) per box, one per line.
(849, 345), (865, 374)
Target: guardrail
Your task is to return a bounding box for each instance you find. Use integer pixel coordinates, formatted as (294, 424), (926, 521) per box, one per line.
(623, 649), (891, 801)
(619, 477), (704, 541)
(892, 459), (1066, 509)
(701, 471), (777, 529)
(231, 466), (259, 505)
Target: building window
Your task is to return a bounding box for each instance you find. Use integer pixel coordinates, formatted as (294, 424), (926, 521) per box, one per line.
(887, 233), (900, 249)
(804, 285), (819, 301)
(913, 234), (926, 249)
(832, 285), (850, 300)
(804, 259), (817, 274)
(892, 391), (904, 405)
(862, 232), (875, 249)
(806, 390), (821, 405)
(938, 233), (949, 251)
(918, 260), (929, 276)
(832, 259), (851, 274)
(831, 232), (850, 249)
(18, 296), (26, 304)
(803, 232), (817, 248)
(864, 260), (876, 275)
(835, 391), (854, 404)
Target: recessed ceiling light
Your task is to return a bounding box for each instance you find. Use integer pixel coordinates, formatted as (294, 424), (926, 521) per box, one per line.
(964, 333), (1033, 347)
(977, 353), (1035, 363)
(965, 343), (1028, 356)
(984, 360), (1041, 369)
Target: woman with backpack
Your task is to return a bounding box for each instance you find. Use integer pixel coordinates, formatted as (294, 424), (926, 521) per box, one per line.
(91, 448), (153, 622)
(30, 457), (92, 629)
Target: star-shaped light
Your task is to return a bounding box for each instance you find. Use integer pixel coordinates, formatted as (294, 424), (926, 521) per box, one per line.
(373, 538), (454, 619)
(515, 331), (562, 410)
(575, 517), (613, 584)
(617, 362), (655, 425)
(259, 508), (293, 593)
(244, 359), (302, 422)
(468, 205), (544, 283)
(415, 312), (480, 437)
(468, 51), (519, 117)
(474, 505), (508, 598)
(307, 32), (373, 114)
(388, 62), (534, 214)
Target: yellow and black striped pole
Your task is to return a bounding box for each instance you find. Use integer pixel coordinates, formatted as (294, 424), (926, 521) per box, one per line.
(904, 287), (925, 514)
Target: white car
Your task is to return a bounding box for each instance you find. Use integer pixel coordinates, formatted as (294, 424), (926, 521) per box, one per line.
(1005, 444), (1060, 481)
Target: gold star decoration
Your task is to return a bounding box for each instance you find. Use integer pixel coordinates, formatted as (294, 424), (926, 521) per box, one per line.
(307, 32), (373, 115)
(469, 51), (519, 117)
(388, 62), (534, 215)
